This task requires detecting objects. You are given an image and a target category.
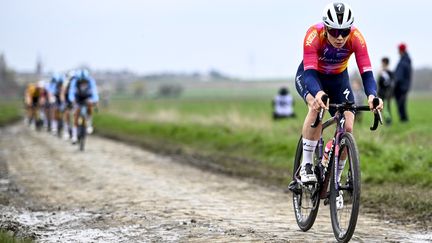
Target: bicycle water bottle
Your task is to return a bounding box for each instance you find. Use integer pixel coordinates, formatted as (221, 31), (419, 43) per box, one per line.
(321, 140), (333, 168)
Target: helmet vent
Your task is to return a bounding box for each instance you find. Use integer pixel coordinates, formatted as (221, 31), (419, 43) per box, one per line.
(327, 10), (334, 22)
(348, 10), (352, 22)
(337, 13), (343, 25)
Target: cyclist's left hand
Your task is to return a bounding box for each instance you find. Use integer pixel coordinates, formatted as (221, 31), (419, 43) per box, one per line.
(367, 95), (383, 112)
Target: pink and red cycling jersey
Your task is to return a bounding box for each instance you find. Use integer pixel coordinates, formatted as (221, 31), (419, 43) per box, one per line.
(303, 22), (372, 75)
(299, 22), (377, 98)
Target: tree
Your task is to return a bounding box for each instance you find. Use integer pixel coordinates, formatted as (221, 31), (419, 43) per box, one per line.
(0, 53), (18, 97)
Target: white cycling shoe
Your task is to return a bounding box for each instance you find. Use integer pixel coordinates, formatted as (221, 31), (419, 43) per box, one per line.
(51, 128), (58, 135)
(63, 132), (70, 140)
(87, 126), (94, 134)
(300, 163), (317, 183)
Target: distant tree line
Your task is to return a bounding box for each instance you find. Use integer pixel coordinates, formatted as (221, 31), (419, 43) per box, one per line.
(143, 69), (232, 81)
(0, 54), (19, 98)
(412, 68), (432, 91)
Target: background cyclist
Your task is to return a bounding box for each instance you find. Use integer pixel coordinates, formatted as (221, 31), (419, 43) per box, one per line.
(24, 80), (47, 129)
(68, 69), (99, 144)
(61, 70), (76, 140)
(294, 2), (383, 183)
(47, 73), (65, 135)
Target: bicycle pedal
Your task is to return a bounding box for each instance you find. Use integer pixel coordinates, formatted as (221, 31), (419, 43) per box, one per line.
(288, 181), (302, 194)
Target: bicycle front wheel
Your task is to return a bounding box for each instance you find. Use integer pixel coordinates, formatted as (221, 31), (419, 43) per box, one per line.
(78, 124), (86, 151)
(292, 136), (320, 231)
(330, 132), (360, 242)
(57, 118), (63, 138)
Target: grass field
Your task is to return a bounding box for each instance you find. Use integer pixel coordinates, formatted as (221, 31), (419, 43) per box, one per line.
(0, 230), (33, 243)
(95, 92), (432, 223)
(0, 100), (22, 127)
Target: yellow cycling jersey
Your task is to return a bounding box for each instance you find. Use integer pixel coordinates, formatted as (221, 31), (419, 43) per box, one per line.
(26, 83), (43, 98)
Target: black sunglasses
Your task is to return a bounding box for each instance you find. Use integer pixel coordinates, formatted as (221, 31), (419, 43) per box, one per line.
(326, 27), (351, 38)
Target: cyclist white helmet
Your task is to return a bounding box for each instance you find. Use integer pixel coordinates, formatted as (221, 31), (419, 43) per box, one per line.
(322, 2), (354, 29)
(37, 80), (46, 88)
(67, 70), (76, 79)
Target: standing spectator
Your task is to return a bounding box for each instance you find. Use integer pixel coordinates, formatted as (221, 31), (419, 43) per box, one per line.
(272, 87), (295, 120)
(377, 57), (394, 124)
(394, 43), (412, 122)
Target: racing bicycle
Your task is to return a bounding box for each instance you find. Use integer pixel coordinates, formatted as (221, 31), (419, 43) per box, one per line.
(289, 95), (382, 242)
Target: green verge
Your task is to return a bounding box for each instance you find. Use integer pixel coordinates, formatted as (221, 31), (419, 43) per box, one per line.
(0, 231), (33, 243)
(95, 97), (432, 225)
(0, 102), (32, 242)
(0, 101), (22, 127)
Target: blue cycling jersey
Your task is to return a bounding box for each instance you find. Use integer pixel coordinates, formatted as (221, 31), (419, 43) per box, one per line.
(68, 76), (99, 103)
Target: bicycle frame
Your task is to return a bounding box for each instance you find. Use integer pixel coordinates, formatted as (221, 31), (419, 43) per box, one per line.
(77, 104), (88, 151)
(318, 110), (346, 199)
(78, 105), (87, 126)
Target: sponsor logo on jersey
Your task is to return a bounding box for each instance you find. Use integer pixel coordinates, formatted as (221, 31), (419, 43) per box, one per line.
(305, 30), (318, 46)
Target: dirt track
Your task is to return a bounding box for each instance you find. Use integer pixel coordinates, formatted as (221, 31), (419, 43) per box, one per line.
(0, 124), (430, 242)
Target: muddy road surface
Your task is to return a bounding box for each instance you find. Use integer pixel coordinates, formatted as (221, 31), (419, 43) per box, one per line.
(0, 124), (430, 242)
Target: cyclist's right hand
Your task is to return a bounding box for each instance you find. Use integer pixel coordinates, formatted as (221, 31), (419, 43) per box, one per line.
(313, 91), (328, 112)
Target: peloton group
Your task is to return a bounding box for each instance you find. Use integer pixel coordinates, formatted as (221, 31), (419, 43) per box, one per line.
(24, 69), (99, 145)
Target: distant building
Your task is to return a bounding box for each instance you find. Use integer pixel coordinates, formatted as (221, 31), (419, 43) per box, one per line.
(15, 55), (47, 86)
(36, 55), (43, 79)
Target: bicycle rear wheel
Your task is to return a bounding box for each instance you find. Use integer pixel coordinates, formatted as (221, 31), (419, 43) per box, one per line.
(330, 132), (360, 242)
(291, 136), (320, 231)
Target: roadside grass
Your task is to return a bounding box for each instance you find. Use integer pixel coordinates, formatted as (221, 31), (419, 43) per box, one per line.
(96, 95), (432, 223)
(0, 101), (22, 127)
(0, 231), (33, 243)
(0, 101), (31, 241)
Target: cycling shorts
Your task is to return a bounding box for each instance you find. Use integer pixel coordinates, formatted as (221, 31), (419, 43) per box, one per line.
(295, 61), (355, 116)
(31, 97), (40, 108)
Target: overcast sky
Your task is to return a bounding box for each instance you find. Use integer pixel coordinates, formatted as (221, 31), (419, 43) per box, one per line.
(1, 0), (431, 78)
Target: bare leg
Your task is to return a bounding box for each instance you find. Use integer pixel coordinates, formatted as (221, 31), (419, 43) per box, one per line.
(302, 107), (322, 140)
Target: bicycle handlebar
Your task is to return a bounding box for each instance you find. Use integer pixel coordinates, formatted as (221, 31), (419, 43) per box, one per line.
(370, 98), (383, 131)
(311, 96), (383, 131)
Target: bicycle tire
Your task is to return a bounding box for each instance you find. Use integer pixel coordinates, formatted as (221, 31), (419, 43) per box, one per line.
(292, 136), (320, 231)
(329, 132), (360, 242)
(35, 119), (44, 131)
(78, 124), (86, 151)
(57, 118), (63, 138)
